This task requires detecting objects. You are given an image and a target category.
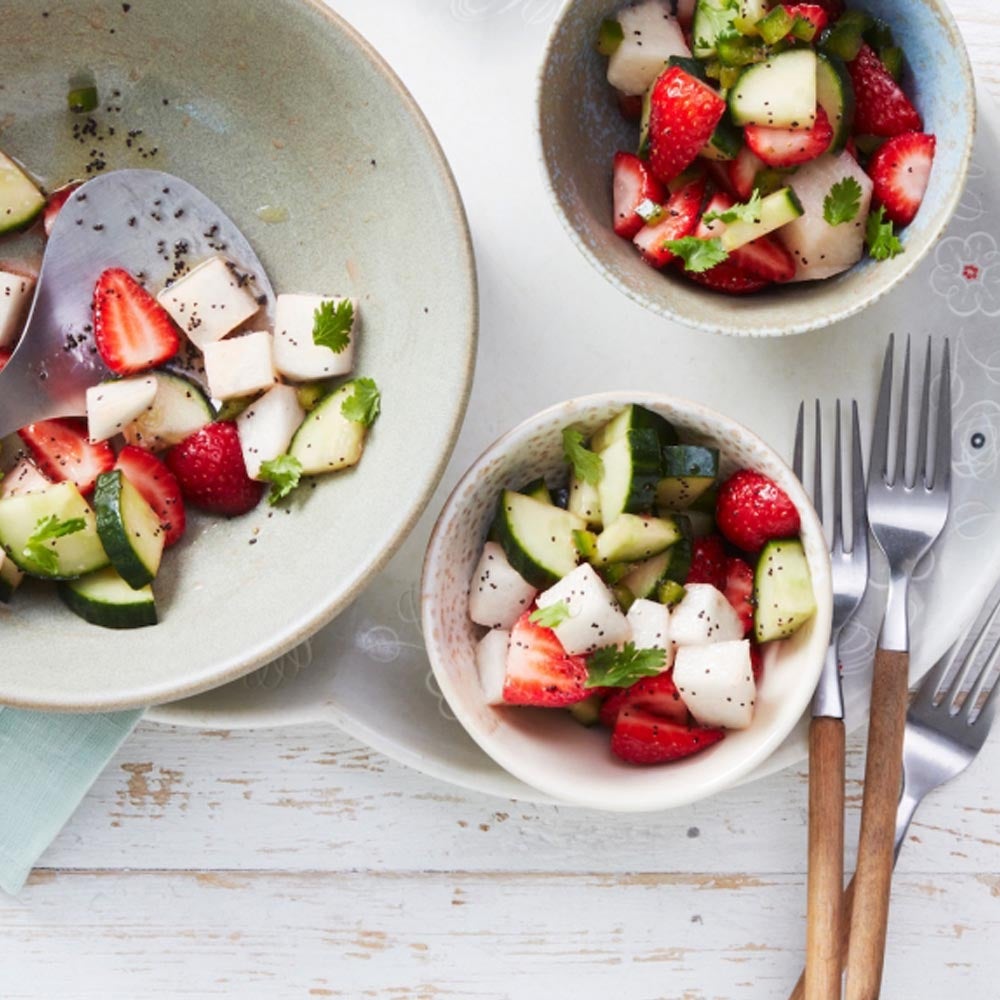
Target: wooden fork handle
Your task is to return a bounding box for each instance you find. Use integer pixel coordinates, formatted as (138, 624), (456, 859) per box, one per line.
(802, 715), (846, 1000)
(789, 872), (858, 1000)
(844, 648), (910, 1000)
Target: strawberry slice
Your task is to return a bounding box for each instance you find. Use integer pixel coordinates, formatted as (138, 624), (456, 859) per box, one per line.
(115, 444), (186, 547)
(848, 44), (922, 137)
(727, 146), (766, 201)
(648, 66), (726, 184)
(782, 3), (829, 33)
(17, 417), (115, 496)
(611, 707), (724, 765)
(869, 132), (936, 226)
(716, 469), (801, 552)
(166, 421), (264, 517)
(617, 92), (644, 122)
(92, 267), (181, 376)
(599, 671), (689, 728)
(686, 534), (728, 590)
(749, 642), (764, 683)
(633, 172), (707, 267)
(731, 236), (796, 283)
(724, 556), (755, 635)
(686, 259), (771, 295)
(806, 0), (843, 15)
(502, 611), (591, 707)
(42, 181), (82, 238)
(612, 151), (667, 239)
(599, 688), (629, 728)
(745, 106), (833, 168)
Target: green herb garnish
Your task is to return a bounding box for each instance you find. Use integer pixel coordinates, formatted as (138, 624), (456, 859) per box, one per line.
(586, 642), (666, 688)
(823, 177), (863, 226)
(665, 236), (729, 273)
(865, 206), (904, 261)
(259, 454), (303, 505)
(529, 601), (572, 629)
(596, 17), (623, 56)
(340, 377), (381, 426)
(562, 427), (603, 486)
(312, 298), (354, 354)
(23, 515), (85, 574)
(703, 189), (763, 226)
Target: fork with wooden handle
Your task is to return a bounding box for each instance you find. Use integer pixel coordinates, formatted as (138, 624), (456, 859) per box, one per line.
(793, 400), (870, 1000)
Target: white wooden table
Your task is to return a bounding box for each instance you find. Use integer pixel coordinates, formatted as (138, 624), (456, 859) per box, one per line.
(3, 2), (1000, 997)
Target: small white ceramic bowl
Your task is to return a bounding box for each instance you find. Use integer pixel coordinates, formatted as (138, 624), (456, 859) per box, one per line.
(421, 393), (833, 812)
(537, 0), (975, 337)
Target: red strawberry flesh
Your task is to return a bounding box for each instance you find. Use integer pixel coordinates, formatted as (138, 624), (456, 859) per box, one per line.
(869, 132), (936, 226)
(724, 556), (755, 635)
(648, 66), (726, 184)
(613, 151), (666, 239)
(716, 469), (801, 553)
(42, 181), (83, 238)
(115, 444), (187, 547)
(633, 172), (707, 267)
(611, 707), (724, 765)
(848, 44), (922, 137)
(17, 417), (114, 496)
(744, 106), (834, 168)
(686, 534), (729, 590)
(503, 611), (591, 707)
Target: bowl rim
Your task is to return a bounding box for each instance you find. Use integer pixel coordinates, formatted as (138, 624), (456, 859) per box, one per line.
(421, 391), (833, 812)
(0, 0), (478, 713)
(534, 0), (977, 338)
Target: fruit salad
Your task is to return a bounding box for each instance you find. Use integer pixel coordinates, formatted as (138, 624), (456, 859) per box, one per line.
(0, 150), (380, 629)
(468, 405), (817, 766)
(598, 0), (935, 292)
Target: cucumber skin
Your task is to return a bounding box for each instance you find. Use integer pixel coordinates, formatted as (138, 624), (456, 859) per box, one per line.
(519, 478), (553, 505)
(492, 491), (581, 589)
(752, 538), (816, 642)
(93, 471), (160, 589)
(602, 428), (664, 520)
(816, 53), (856, 154)
(59, 576), (157, 629)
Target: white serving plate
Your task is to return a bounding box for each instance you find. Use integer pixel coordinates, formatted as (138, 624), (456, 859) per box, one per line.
(152, 2), (1000, 805)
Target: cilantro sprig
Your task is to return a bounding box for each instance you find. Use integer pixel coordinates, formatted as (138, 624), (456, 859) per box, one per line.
(823, 177), (863, 226)
(865, 206), (905, 261)
(585, 643), (666, 688)
(665, 236), (729, 273)
(23, 515), (85, 574)
(562, 427), (603, 486)
(703, 189), (763, 227)
(529, 601), (572, 629)
(259, 454), (304, 505)
(312, 298), (355, 354)
(341, 378), (381, 426)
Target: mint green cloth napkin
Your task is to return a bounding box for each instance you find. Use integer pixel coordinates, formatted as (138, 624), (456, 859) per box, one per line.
(0, 706), (143, 895)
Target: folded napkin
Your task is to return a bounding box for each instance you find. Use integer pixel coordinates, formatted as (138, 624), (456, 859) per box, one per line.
(0, 706), (143, 895)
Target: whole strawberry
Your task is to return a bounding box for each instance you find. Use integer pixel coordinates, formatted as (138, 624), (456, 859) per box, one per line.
(166, 422), (264, 517)
(716, 469), (800, 553)
(686, 534), (728, 590)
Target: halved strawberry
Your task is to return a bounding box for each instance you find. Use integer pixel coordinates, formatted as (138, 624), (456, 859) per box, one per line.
(806, 0), (843, 15)
(633, 172), (707, 267)
(611, 707), (724, 765)
(724, 556), (755, 635)
(17, 417), (115, 496)
(617, 92), (644, 122)
(502, 611), (591, 707)
(782, 3), (829, 34)
(731, 236), (796, 283)
(42, 181), (83, 238)
(727, 146), (767, 201)
(686, 534), (728, 590)
(869, 132), (936, 226)
(92, 267), (181, 376)
(686, 259), (771, 295)
(599, 688), (629, 728)
(749, 642), (764, 683)
(848, 44), (922, 137)
(613, 151), (667, 239)
(599, 671), (689, 729)
(745, 106), (833, 168)
(115, 444), (186, 547)
(716, 469), (800, 552)
(648, 66), (726, 184)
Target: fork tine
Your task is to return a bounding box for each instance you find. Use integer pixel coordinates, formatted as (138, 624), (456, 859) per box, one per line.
(831, 400), (843, 551)
(850, 400), (866, 556)
(813, 400), (823, 523)
(794, 401), (805, 482)
(870, 335), (894, 486)
(894, 336), (911, 487)
(968, 652), (1000, 730)
(933, 339), (952, 492)
(916, 337), (932, 488)
(945, 595), (1000, 709)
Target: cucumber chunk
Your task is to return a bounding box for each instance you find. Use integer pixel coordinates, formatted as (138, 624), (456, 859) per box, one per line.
(692, 0), (737, 59)
(122, 371), (215, 451)
(568, 694), (603, 728)
(288, 382), (369, 475)
(700, 112), (744, 161)
(816, 53), (856, 155)
(0, 482), (108, 580)
(94, 470), (165, 589)
(493, 490), (585, 588)
(0, 150), (45, 235)
(595, 513), (682, 564)
(728, 49), (818, 128)
(621, 549), (672, 600)
(0, 551), (23, 603)
(59, 566), (157, 629)
(657, 579), (687, 607)
(568, 473), (602, 527)
(734, 0), (768, 34)
(719, 187), (804, 252)
(518, 478), (552, 505)
(753, 539), (816, 642)
(589, 404), (678, 453)
(657, 445), (719, 508)
(597, 428), (663, 523)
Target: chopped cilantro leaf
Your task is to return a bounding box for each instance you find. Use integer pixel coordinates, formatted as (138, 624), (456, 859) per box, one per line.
(259, 454), (303, 505)
(312, 298), (354, 354)
(340, 377), (381, 426)
(823, 177), (863, 226)
(665, 236), (729, 273)
(529, 601), (572, 629)
(23, 514), (85, 574)
(586, 642), (666, 688)
(865, 206), (904, 261)
(703, 189), (763, 226)
(562, 427), (603, 486)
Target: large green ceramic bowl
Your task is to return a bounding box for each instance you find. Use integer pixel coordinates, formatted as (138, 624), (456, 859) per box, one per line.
(0, 0), (476, 710)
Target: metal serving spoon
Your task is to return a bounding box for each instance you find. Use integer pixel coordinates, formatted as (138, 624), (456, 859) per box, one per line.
(0, 169), (275, 438)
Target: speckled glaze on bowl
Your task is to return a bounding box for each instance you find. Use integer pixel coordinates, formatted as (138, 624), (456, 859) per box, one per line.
(537, 0), (975, 337)
(421, 393), (832, 812)
(0, 0), (476, 710)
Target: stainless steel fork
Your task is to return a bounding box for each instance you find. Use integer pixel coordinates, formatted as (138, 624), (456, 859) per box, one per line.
(790, 401), (869, 1000)
(846, 335), (952, 1000)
